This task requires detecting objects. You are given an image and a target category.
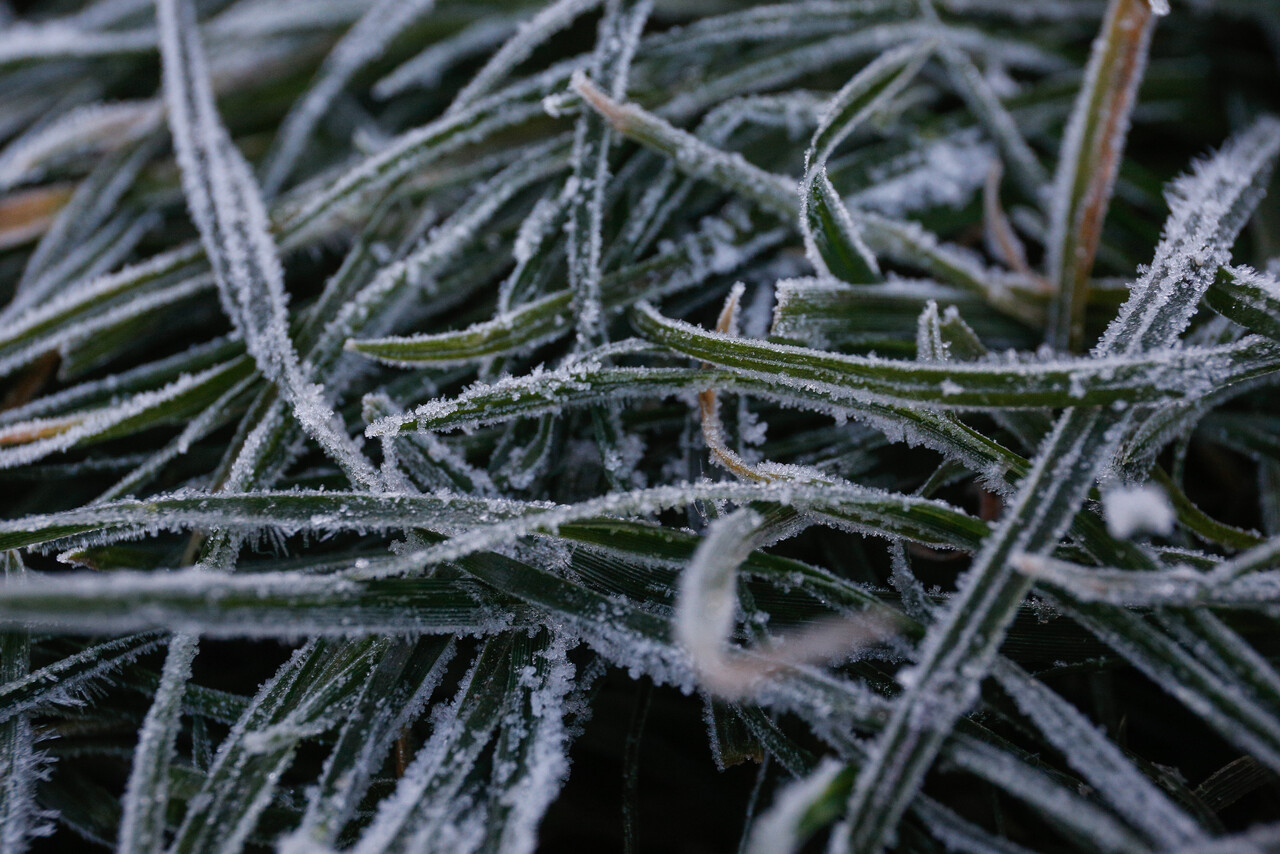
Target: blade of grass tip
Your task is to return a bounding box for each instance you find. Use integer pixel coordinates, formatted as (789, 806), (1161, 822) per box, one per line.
(258, 0), (439, 196)
(155, 0), (383, 491)
(116, 633), (197, 854)
(1045, 0), (1166, 352)
(836, 117), (1280, 854)
(0, 551), (51, 854)
(800, 41), (933, 283)
(446, 0), (602, 115)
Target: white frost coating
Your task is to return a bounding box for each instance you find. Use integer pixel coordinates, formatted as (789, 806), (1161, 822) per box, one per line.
(0, 634), (164, 724)
(567, 0), (653, 353)
(259, 0), (437, 194)
(0, 551), (54, 854)
(348, 649), (497, 854)
(352, 478), (978, 577)
(116, 634), (198, 854)
(991, 659), (1206, 848)
(487, 634), (579, 854)
(0, 22), (154, 65)
(0, 360), (244, 470)
(1101, 483), (1175, 539)
(374, 16), (519, 100)
(446, 0), (603, 115)
(1096, 117), (1280, 357)
(850, 134), (993, 216)
(808, 40), (932, 168)
(155, 0), (383, 491)
(745, 757), (844, 854)
(0, 100), (160, 192)
(99, 372), (258, 502)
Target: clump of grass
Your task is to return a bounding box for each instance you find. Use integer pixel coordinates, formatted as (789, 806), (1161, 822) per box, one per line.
(1, 0), (1280, 851)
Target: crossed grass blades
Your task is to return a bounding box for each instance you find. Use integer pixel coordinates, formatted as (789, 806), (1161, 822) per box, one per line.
(1, 0), (1280, 851)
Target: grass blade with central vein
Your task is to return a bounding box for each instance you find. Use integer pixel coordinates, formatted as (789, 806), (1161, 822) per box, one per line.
(836, 116), (1280, 853)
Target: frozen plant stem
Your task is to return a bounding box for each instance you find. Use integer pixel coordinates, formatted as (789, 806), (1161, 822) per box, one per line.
(1045, 0), (1163, 352)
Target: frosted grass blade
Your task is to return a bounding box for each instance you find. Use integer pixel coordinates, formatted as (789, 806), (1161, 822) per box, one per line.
(0, 552), (49, 854)
(1045, 0), (1164, 351)
(156, 0), (383, 490)
(0, 633), (163, 725)
(447, 0), (602, 115)
(116, 634), (197, 854)
(992, 658), (1207, 848)
(836, 117), (1280, 853)
(259, 0), (438, 195)
(280, 638), (455, 850)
